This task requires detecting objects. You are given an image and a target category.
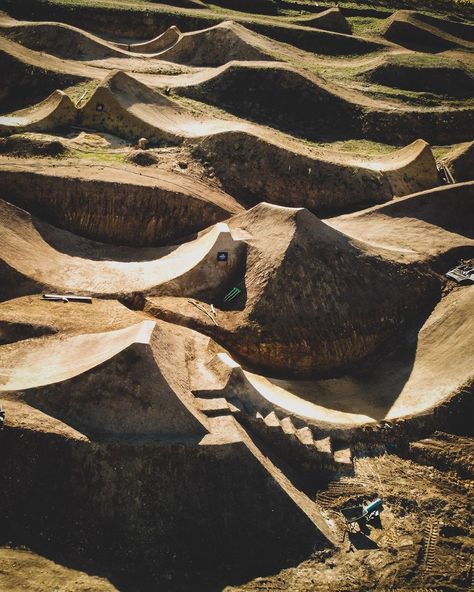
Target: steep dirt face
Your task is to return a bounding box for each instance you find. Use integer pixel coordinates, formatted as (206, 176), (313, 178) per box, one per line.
(0, 159), (241, 246)
(195, 134), (439, 215)
(226, 208), (438, 376)
(0, 421), (328, 590)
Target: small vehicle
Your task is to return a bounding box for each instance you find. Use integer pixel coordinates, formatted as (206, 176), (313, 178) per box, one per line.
(446, 263), (474, 284)
(341, 498), (384, 533)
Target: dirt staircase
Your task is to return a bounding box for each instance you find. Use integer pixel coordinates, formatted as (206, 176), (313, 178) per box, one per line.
(194, 394), (353, 474)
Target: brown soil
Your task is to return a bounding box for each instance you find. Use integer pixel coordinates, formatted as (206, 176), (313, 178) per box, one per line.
(0, 2), (472, 591)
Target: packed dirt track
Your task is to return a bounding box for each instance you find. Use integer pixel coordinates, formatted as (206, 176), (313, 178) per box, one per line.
(0, 0), (472, 590)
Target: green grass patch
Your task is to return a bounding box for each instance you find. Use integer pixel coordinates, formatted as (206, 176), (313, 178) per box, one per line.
(69, 147), (127, 163)
(304, 138), (400, 156)
(385, 53), (472, 70)
(63, 80), (100, 106)
(346, 16), (387, 37)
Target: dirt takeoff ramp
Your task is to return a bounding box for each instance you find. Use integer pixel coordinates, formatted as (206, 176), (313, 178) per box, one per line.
(0, 199), (245, 301)
(78, 70), (250, 144)
(0, 319), (210, 438)
(115, 25), (181, 53)
(291, 8), (351, 35)
(0, 90), (76, 136)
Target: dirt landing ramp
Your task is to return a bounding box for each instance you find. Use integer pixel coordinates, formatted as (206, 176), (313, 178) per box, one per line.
(235, 286), (474, 435)
(191, 285), (473, 441)
(115, 25), (180, 53)
(0, 157), (242, 245)
(330, 181), (474, 262)
(177, 60), (474, 145)
(0, 201), (245, 299)
(78, 70), (250, 144)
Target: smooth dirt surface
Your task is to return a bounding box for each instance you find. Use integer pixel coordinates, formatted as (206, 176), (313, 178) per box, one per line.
(0, 0), (472, 590)
(0, 548), (117, 591)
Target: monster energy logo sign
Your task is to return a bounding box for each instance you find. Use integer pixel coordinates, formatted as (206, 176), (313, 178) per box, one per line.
(223, 287), (241, 303)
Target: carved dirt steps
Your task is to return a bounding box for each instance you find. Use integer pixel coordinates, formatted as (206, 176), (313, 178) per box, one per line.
(194, 392), (353, 474)
(195, 396), (236, 417)
(244, 408), (354, 474)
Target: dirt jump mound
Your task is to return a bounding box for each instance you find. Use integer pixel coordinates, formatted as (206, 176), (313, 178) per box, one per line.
(291, 8), (352, 35)
(146, 202), (439, 376)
